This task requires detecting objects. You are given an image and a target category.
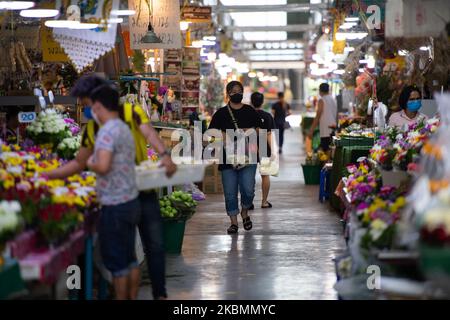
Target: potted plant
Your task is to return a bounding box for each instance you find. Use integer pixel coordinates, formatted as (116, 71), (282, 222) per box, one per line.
(159, 191), (197, 254)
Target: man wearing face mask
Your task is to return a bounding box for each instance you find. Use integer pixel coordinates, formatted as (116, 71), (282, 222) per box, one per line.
(389, 85), (428, 129)
(46, 75), (176, 300)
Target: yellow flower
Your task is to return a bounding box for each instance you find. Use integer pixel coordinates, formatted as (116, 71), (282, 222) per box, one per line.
(78, 213), (84, 223)
(356, 176), (364, 183)
(3, 177), (15, 189)
(74, 196), (86, 207)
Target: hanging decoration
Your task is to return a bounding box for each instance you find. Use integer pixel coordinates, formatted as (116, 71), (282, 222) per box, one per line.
(51, 0), (120, 72)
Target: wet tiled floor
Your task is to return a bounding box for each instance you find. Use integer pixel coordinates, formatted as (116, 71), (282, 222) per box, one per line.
(138, 125), (346, 300)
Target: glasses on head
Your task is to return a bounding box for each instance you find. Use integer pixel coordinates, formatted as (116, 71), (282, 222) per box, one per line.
(409, 97), (421, 101)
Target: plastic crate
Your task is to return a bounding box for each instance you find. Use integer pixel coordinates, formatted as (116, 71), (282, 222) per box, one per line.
(419, 244), (450, 277)
(163, 219), (187, 254)
(301, 164), (322, 185)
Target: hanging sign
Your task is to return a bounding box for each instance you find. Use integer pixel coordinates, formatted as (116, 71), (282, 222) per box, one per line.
(181, 6), (212, 23)
(41, 27), (69, 62)
(128, 0), (182, 50)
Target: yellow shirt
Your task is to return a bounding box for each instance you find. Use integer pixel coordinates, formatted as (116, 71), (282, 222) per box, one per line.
(81, 103), (150, 164)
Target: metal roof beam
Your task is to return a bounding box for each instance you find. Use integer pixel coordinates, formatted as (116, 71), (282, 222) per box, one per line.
(213, 3), (326, 13)
(226, 25), (316, 32)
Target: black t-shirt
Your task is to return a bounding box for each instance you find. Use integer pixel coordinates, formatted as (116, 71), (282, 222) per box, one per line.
(256, 109), (275, 158)
(272, 101), (290, 126)
(208, 104), (262, 170)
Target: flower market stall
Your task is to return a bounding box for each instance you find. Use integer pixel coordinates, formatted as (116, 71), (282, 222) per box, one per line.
(333, 94), (450, 299)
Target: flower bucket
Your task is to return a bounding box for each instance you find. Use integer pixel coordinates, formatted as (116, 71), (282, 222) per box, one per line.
(419, 244), (450, 277)
(380, 169), (409, 188)
(301, 164), (321, 185)
(163, 219), (187, 254)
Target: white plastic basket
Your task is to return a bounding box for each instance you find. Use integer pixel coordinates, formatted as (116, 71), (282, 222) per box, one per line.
(136, 164), (208, 190)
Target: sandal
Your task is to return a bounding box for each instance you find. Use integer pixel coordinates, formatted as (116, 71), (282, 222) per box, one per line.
(227, 224), (238, 234)
(261, 202), (272, 209)
(242, 216), (253, 231)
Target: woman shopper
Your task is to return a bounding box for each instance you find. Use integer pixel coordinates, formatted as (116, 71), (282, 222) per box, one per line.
(208, 81), (262, 234)
(388, 85), (428, 129)
(251, 92), (275, 209)
(271, 92), (291, 154)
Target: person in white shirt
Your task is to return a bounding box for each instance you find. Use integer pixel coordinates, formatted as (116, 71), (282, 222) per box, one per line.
(308, 83), (337, 152)
(388, 85), (428, 129)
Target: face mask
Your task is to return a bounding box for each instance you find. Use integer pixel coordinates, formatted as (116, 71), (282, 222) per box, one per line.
(407, 100), (422, 112)
(83, 107), (93, 119)
(230, 93), (243, 104)
(91, 110), (100, 125)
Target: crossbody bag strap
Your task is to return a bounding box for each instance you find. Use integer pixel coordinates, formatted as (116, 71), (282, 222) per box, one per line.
(227, 104), (239, 130)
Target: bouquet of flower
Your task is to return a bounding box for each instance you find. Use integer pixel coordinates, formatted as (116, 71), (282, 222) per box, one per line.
(147, 148), (159, 162)
(370, 118), (439, 172)
(0, 200), (22, 246)
(419, 207), (450, 247)
(57, 135), (81, 160)
(63, 118), (81, 136)
(38, 203), (83, 246)
(26, 109), (71, 150)
(344, 160), (380, 205)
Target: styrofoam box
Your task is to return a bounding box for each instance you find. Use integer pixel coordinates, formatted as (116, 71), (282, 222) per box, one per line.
(136, 164), (208, 190)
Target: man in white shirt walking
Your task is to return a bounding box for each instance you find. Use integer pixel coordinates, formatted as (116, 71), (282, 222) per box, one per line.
(307, 83), (337, 153)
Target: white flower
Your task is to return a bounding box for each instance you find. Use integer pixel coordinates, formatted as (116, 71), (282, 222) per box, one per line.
(7, 166), (23, 175)
(0, 200), (21, 233)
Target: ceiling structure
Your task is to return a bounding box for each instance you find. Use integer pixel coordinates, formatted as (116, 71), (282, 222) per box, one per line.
(205, 0), (330, 66)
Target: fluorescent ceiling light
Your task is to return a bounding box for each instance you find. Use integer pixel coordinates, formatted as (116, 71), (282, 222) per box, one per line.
(243, 32), (287, 41)
(420, 46), (429, 51)
(336, 32), (368, 41)
(333, 69), (345, 75)
(203, 36), (216, 41)
(247, 49), (303, 56)
(248, 72), (257, 78)
(249, 55), (302, 61)
(340, 22), (357, 30)
(107, 17), (123, 24)
(45, 20), (98, 29)
(250, 61), (305, 69)
(345, 17), (359, 22)
(111, 9), (135, 16)
(221, 0), (286, 5)
(20, 9), (58, 18)
(398, 50), (408, 56)
(230, 11), (286, 27)
(0, 1), (35, 10)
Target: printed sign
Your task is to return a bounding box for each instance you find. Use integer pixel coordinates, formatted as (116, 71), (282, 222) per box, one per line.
(128, 0), (181, 50)
(41, 27), (69, 62)
(181, 5), (212, 23)
(18, 112), (37, 123)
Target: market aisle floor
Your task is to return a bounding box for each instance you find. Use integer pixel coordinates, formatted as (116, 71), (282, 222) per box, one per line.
(138, 123), (346, 300)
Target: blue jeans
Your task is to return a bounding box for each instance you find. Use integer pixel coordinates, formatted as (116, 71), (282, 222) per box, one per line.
(99, 198), (141, 277)
(138, 191), (167, 299)
(221, 165), (257, 216)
